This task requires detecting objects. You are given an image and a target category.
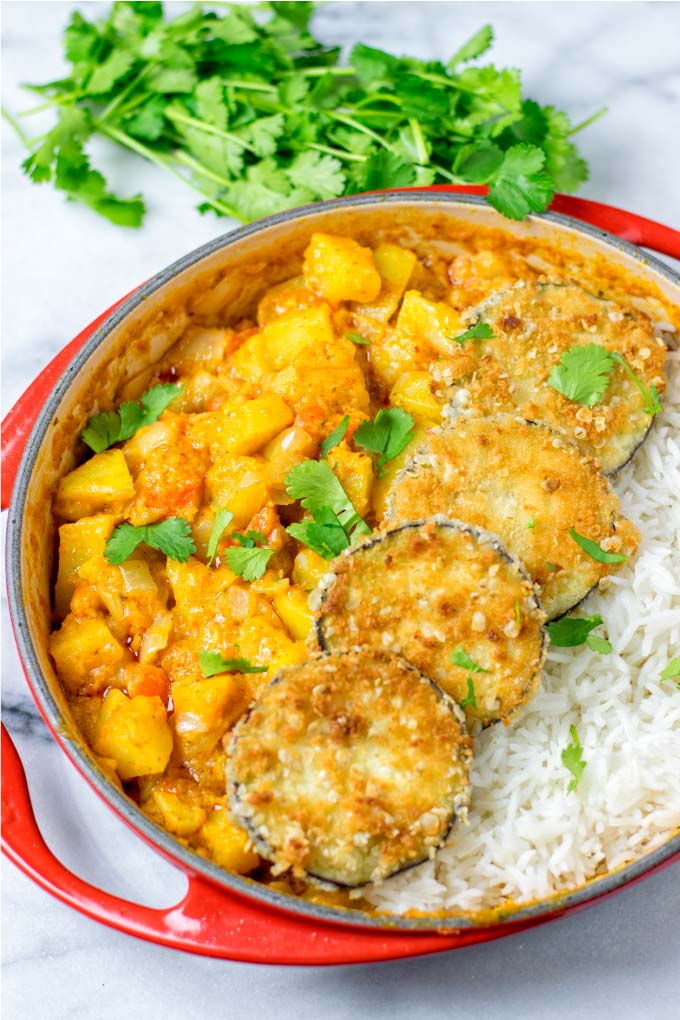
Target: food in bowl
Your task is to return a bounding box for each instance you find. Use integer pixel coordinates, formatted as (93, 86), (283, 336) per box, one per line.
(44, 214), (679, 916)
(228, 649), (471, 888)
(385, 416), (639, 620)
(315, 518), (546, 727)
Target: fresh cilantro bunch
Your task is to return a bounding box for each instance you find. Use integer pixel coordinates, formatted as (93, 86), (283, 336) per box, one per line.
(4, 2), (599, 225)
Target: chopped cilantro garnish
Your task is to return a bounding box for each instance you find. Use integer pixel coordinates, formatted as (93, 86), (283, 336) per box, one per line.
(561, 724), (587, 792)
(526, 517), (536, 530)
(548, 344), (662, 415)
(6, 6), (594, 226)
(459, 677), (477, 710)
(287, 506), (350, 560)
(285, 460), (370, 539)
(199, 649), (267, 677)
(547, 614), (611, 651)
(206, 508), (233, 567)
(104, 518), (195, 565)
(354, 407), (415, 478)
(660, 656), (680, 687)
(225, 531), (273, 580)
(81, 383), (182, 453)
(450, 647), (489, 674)
(345, 332), (371, 347)
(320, 415), (350, 458)
(569, 528), (627, 564)
(449, 322), (494, 345)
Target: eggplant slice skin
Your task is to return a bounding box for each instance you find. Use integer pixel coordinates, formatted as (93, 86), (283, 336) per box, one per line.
(316, 518), (546, 728)
(386, 416), (640, 620)
(443, 282), (666, 475)
(227, 649), (472, 888)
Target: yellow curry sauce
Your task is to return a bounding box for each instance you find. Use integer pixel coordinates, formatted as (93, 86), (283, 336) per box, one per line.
(48, 227), (675, 909)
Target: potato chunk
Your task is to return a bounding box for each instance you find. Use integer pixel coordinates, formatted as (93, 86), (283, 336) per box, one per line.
(199, 807), (260, 873)
(54, 450), (134, 521)
(171, 674), (249, 760)
(93, 689), (173, 780)
(54, 514), (116, 619)
(260, 304), (335, 369)
(303, 233), (381, 304)
(49, 615), (130, 694)
(390, 372), (444, 423)
(192, 395), (294, 457)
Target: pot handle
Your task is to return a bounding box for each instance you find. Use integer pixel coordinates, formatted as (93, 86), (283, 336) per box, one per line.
(3, 723), (510, 963)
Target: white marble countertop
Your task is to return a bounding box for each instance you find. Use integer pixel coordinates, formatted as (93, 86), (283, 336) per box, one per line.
(2, 2), (679, 1018)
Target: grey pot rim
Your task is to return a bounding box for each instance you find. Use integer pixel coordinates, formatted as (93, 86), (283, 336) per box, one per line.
(7, 190), (680, 935)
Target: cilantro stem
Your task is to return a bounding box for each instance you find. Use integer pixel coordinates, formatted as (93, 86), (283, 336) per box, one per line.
(1, 105), (34, 148)
(100, 64), (154, 121)
(164, 109), (259, 155)
(219, 79), (278, 94)
(409, 118), (429, 165)
(281, 66), (357, 79)
(569, 106), (608, 135)
(324, 111), (397, 153)
(96, 122), (238, 218)
(308, 142), (367, 163)
(610, 352), (660, 415)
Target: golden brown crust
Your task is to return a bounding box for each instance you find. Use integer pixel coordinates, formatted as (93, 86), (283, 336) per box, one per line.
(443, 282), (667, 474)
(316, 519), (546, 727)
(386, 416), (640, 619)
(227, 649), (471, 887)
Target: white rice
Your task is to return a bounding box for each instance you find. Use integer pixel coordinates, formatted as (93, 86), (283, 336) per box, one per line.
(367, 349), (680, 916)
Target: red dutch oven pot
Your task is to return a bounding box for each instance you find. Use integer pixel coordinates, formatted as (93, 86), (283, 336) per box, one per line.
(3, 187), (680, 964)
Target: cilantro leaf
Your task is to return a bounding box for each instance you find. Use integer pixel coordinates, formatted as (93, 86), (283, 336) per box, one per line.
(86, 50), (136, 96)
(81, 382), (182, 453)
(547, 614), (606, 648)
(199, 649), (267, 677)
(448, 25), (494, 68)
(450, 322), (494, 345)
(105, 518), (196, 565)
(586, 634), (613, 655)
(610, 352), (662, 416)
(354, 408), (415, 478)
(459, 677), (477, 710)
(362, 151), (417, 191)
(287, 506), (351, 560)
(450, 647), (489, 673)
(561, 724), (587, 792)
(206, 508), (234, 567)
(487, 144), (554, 220)
(660, 657), (680, 684)
(547, 344), (613, 407)
(320, 415), (350, 458)
(569, 529), (627, 565)
(285, 460), (370, 538)
(225, 545), (274, 581)
(345, 332), (371, 347)
(285, 151), (346, 199)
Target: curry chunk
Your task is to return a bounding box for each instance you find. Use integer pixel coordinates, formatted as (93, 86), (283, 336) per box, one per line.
(55, 450), (134, 521)
(49, 615), (130, 694)
(93, 689), (173, 780)
(54, 514), (116, 619)
(303, 233), (381, 305)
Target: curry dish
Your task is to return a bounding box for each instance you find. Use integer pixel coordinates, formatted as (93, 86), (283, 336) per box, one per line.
(48, 224), (671, 906)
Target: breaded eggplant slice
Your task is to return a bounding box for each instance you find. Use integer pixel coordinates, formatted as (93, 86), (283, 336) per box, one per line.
(386, 416), (640, 620)
(316, 518), (546, 727)
(227, 650), (471, 888)
(444, 282), (666, 474)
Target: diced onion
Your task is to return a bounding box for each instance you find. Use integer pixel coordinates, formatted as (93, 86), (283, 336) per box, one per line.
(139, 613), (173, 664)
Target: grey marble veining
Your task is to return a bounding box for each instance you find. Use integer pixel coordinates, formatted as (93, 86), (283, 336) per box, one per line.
(2, 3), (679, 1018)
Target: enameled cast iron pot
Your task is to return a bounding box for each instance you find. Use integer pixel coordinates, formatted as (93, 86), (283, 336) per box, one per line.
(3, 187), (680, 964)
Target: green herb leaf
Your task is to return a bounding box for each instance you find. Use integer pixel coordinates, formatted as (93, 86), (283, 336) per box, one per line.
(199, 649), (267, 677)
(450, 322), (494, 345)
(320, 415), (350, 458)
(486, 144), (554, 220)
(569, 529), (627, 564)
(345, 332), (371, 347)
(561, 724), (587, 792)
(660, 657), (680, 682)
(610, 352), (663, 417)
(547, 344), (613, 407)
(547, 614), (605, 647)
(225, 545), (274, 581)
(450, 647), (489, 673)
(354, 408), (415, 478)
(206, 508), (234, 567)
(285, 460), (370, 538)
(526, 517), (535, 530)
(459, 676), (477, 710)
(586, 634), (613, 655)
(448, 25), (494, 68)
(105, 518), (196, 565)
(81, 382), (182, 453)
(287, 505), (350, 560)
